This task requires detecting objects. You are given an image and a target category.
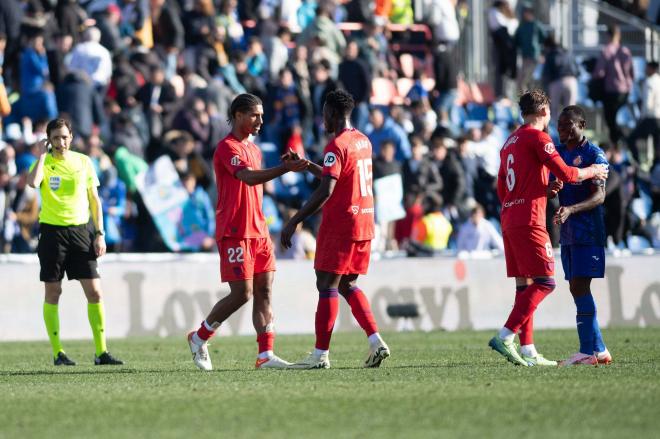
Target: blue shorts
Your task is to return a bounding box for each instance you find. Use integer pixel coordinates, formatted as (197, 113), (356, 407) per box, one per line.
(560, 245), (605, 280)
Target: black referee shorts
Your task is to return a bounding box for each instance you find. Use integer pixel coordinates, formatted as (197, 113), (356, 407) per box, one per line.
(37, 223), (100, 282)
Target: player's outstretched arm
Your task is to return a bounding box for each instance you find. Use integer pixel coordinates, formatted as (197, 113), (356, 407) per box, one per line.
(281, 149), (322, 178)
(281, 176), (337, 249)
(235, 159), (308, 186)
(546, 155), (608, 183)
(554, 184), (605, 224)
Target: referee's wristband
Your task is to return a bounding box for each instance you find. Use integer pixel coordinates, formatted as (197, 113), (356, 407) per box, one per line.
(94, 230), (105, 237)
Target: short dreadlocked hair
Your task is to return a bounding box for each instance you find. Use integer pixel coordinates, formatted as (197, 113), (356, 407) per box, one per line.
(519, 89), (550, 117)
(229, 93), (262, 124)
(325, 89), (355, 117)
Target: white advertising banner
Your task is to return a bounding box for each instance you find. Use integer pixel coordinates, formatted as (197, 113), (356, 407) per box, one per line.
(1, 253), (659, 341)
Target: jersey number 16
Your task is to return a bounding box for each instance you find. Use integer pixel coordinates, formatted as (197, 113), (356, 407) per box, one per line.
(357, 158), (373, 197)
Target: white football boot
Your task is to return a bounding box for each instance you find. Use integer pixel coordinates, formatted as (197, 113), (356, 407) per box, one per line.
(187, 331), (213, 371)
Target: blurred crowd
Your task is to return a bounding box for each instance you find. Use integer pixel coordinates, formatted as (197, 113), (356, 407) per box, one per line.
(0, 0), (659, 256)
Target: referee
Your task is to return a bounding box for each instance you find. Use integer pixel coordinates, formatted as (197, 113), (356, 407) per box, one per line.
(27, 118), (123, 366)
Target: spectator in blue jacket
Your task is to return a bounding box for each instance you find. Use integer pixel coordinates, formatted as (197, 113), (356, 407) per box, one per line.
(366, 108), (412, 162)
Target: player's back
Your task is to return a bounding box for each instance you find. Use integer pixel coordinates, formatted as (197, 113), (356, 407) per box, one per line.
(213, 133), (268, 240)
(498, 125), (557, 230)
(320, 128), (375, 241)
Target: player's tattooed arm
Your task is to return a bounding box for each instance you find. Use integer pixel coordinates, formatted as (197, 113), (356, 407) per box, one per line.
(553, 185), (605, 224)
(281, 176), (337, 249)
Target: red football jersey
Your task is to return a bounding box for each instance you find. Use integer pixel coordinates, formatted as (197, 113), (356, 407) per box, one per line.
(497, 125), (578, 230)
(213, 133), (268, 240)
(319, 128), (375, 241)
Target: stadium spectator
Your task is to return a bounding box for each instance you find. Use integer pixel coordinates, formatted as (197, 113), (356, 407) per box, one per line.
(136, 64), (178, 140)
(401, 136), (443, 213)
(514, 4), (546, 93)
(366, 107), (411, 161)
(26, 118), (123, 366)
(488, 1), (518, 98)
(18, 33), (58, 123)
(338, 40), (372, 132)
(409, 201), (453, 254)
(592, 25), (634, 145)
(542, 35), (579, 124)
(178, 171), (215, 252)
(423, 0), (460, 46)
(297, 3), (346, 64)
(430, 136), (466, 219)
(432, 43), (459, 126)
(456, 203), (504, 252)
(627, 60), (660, 166)
(98, 165), (126, 253)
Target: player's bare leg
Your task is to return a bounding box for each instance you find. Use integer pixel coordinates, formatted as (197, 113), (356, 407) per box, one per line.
(252, 272), (291, 369)
(188, 280), (253, 370)
(338, 274), (390, 368)
(560, 277), (610, 366)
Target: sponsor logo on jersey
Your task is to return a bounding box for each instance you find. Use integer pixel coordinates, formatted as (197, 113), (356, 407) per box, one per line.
(230, 155), (241, 166)
(354, 139), (369, 151)
(573, 156), (582, 165)
(361, 207), (374, 214)
(503, 198), (525, 208)
(351, 205), (359, 214)
(324, 152), (337, 167)
(49, 176), (61, 191)
(544, 143), (555, 154)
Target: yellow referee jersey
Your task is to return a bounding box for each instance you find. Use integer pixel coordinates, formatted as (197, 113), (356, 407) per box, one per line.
(31, 151), (100, 226)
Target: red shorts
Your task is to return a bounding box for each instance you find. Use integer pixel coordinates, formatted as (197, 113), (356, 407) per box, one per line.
(502, 226), (554, 278)
(314, 233), (371, 275)
(218, 237), (275, 282)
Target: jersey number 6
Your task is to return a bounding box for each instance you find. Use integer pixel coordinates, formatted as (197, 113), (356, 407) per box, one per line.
(506, 153), (515, 191)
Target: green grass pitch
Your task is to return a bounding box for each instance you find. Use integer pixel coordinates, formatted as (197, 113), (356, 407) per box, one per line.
(1, 328), (659, 438)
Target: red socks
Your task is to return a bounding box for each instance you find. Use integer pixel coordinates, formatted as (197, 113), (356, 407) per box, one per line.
(504, 278), (556, 334)
(346, 287), (378, 336)
(315, 288), (339, 350)
(515, 286), (534, 345)
(256, 331), (274, 354)
(196, 320), (216, 342)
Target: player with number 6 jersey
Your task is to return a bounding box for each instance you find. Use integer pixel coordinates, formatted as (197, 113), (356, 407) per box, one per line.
(488, 90), (609, 367)
(281, 89), (390, 370)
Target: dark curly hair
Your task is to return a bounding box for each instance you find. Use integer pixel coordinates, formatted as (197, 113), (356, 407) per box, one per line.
(325, 89), (355, 117)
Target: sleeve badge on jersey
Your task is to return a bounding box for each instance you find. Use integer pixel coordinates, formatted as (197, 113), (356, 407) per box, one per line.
(230, 155), (241, 166)
(544, 143), (555, 154)
(323, 152), (337, 167)
(572, 156), (582, 166)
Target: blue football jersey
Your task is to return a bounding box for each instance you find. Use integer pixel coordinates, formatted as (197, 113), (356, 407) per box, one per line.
(552, 139), (608, 246)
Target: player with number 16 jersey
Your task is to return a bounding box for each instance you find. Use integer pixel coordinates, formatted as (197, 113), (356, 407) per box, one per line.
(316, 128), (375, 274)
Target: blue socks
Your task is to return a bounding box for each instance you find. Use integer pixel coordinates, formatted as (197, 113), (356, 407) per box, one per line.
(574, 293), (596, 355)
(574, 293), (607, 355)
